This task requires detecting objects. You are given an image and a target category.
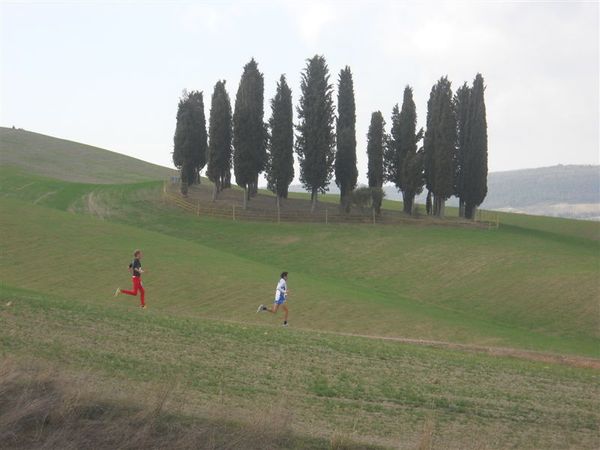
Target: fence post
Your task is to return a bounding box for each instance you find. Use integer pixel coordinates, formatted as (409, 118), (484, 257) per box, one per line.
(325, 208), (328, 225)
(233, 205), (236, 221)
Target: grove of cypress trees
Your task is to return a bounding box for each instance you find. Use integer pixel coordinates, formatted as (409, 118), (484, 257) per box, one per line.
(206, 80), (232, 201)
(266, 75), (294, 208)
(367, 111), (386, 215)
(172, 90), (207, 196)
(463, 73), (488, 219)
(296, 55), (336, 213)
(335, 66), (358, 213)
(454, 82), (471, 217)
(233, 59), (266, 209)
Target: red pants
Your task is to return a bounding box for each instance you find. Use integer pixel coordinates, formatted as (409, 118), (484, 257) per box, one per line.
(121, 276), (145, 306)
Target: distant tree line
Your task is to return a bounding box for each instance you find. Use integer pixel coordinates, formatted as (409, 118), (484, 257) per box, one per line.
(172, 55), (488, 219)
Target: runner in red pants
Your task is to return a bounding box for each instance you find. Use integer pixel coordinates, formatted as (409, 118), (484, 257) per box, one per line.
(114, 249), (146, 308)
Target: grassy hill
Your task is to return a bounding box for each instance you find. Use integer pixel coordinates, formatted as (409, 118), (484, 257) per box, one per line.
(0, 127), (176, 183)
(1, 133), (599, 448)
(2, 170), (598, 357)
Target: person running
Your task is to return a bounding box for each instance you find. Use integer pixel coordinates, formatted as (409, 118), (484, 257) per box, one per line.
(257, 272), (289, 326)
(114, 249), (146, 309)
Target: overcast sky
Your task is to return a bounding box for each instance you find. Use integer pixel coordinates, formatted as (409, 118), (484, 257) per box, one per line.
(1, 0), (598, 185)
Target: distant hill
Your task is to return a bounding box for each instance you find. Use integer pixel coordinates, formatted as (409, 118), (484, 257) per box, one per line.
(0, 127), (176, 183)
(291, 165), (600, 220)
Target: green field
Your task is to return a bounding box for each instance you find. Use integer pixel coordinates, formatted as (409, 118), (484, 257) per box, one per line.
(1, 131), (599, 448)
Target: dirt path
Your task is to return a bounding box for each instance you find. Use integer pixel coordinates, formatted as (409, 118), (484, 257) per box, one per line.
(212, 315), (599, 369)
(33, 191), (56, 204)
(333, 331), (600, 370)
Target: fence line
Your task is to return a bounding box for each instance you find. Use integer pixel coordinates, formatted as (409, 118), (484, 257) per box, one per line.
(163, 183), (497, 228)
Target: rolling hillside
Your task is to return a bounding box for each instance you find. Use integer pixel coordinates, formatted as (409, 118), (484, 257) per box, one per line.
(0, 127), (176, 183)
(1, 130), (599, 448)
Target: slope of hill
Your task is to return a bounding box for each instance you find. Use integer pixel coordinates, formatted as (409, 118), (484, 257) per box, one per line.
(0, 127), (176, 183)
(1, 168), (598, 357)
(1, 131), (599, 448)
(1, 181), (598, 447)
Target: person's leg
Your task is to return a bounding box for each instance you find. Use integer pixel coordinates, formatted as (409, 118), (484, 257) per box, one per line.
(120, 278), (139, 296)
(268, 303), (279, 314)
(138, 281), (145, 307)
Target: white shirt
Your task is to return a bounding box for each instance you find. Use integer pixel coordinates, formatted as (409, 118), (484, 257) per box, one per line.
(275, 278), (287, 300)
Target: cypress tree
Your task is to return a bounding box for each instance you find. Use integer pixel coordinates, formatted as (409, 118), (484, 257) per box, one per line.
(424, 77), (456, 217)
(463, 73), (488, 219)
(423, 83), (438, 215)
(335, 66), (358, 213)
(385, 104), (403, 192)
(206, 80), (232, 201)
(172, 90), (207, 196)
(385, 86), (424, 215)
(296, 55), (336, 212)
(266, 75), (294, 208)
(367, 111), (385, 215)
(454, 82), (471, 217)
(233, 58), (266, 209)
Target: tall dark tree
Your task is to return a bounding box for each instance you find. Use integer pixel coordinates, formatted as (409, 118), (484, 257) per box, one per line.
(424, 77), (456, 217)
(454, 82), (471, 217)
(296, 55), (336, 212)
(206, 80), (232, 201)
(385, 104), (403, 190)
(423, 83), (438, 215)
(463, 73), (488, 219)
(266, 75), (294, 208)
(172, 90), (207, 196)
(385, 86), (424, 215)
(367, 111), (386, 215)
(335, 66), (358, 213)
(233, 59), (266, 209)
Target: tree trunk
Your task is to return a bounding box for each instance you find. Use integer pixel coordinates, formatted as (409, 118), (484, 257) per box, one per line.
(311, 188), (317, 213)
(465, 203), (476, 220)
(458, 198), (465, 217)
(276, 195), (280, 210)
(243, 185), (248, 210)
(426, 190), (432, 215)
(344, 188), (352, 213)
(433, 195), (445, 217)
(212, 182), (218, 202)
(250, 175), (259, 197)
(373, 197), (381, 216)
(402, 192), (414, 215)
